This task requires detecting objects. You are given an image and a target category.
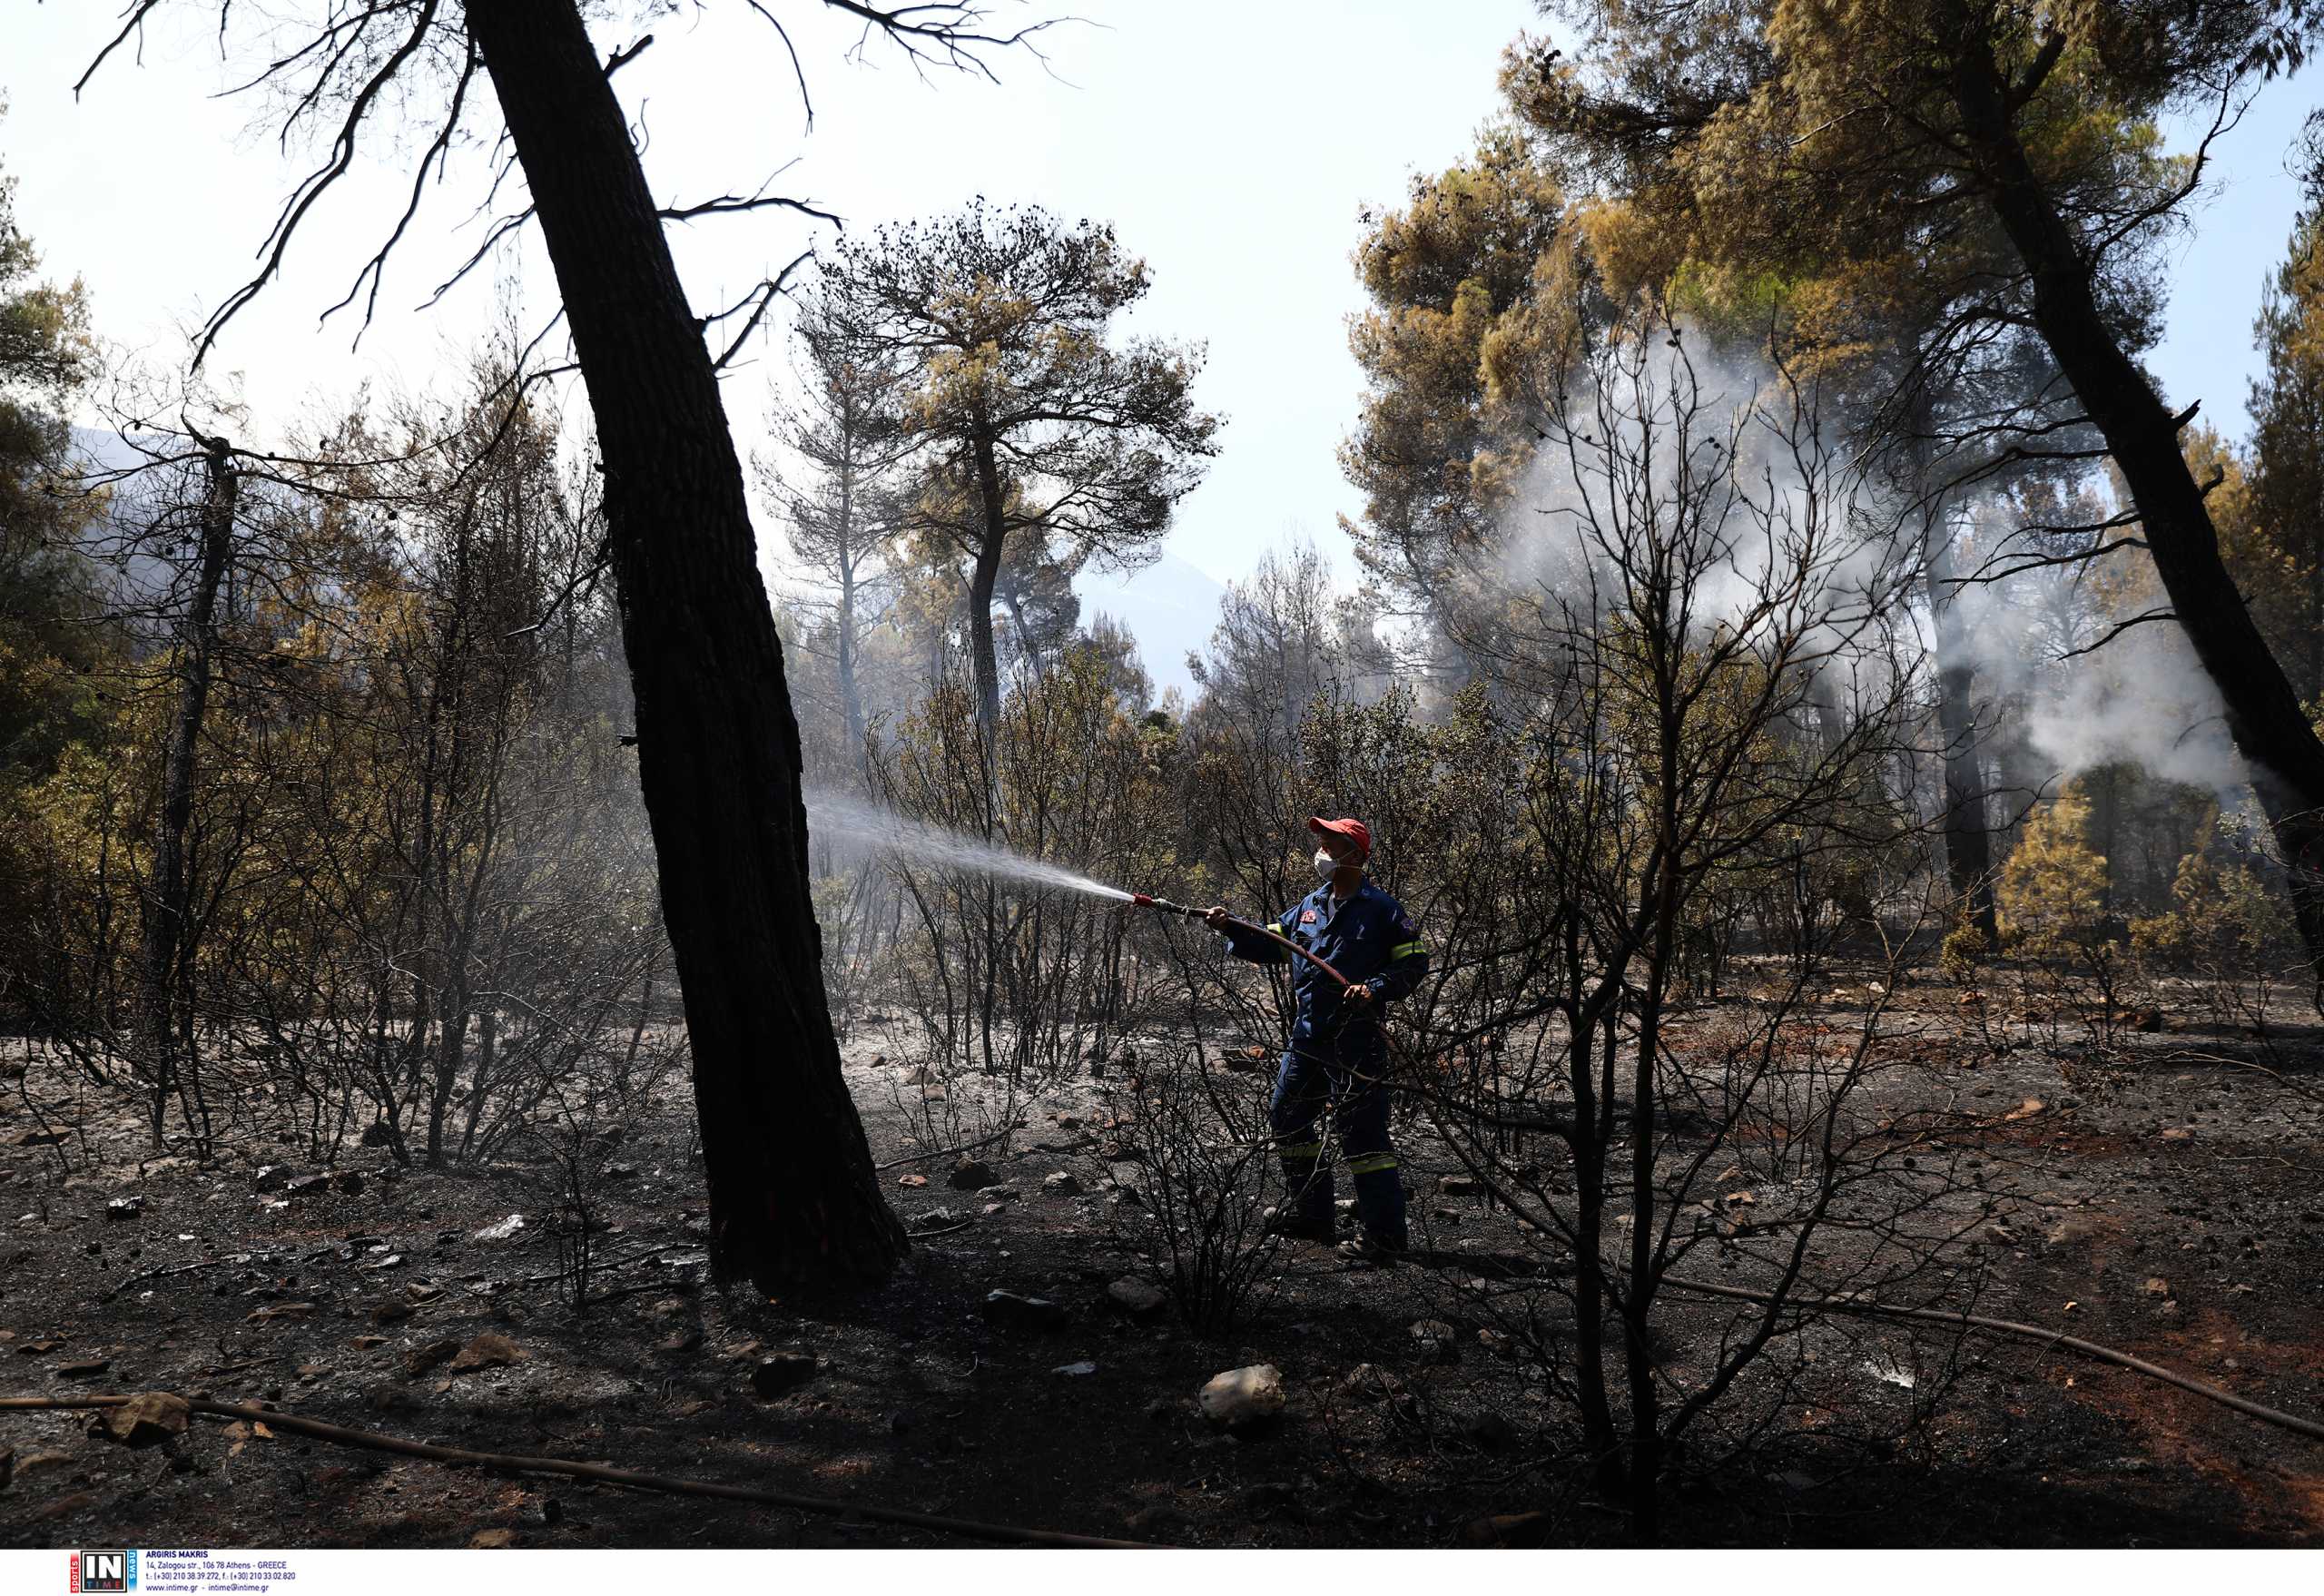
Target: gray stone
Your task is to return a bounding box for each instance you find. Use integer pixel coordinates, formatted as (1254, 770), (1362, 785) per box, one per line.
(1042, 1171), (1083, 1197)
(1107, 1276), (1168, 1318)
(948, 1158), (1000, 1191)
(104, 1197), (143, 1222)
(1439, 1174), (1482, 1197)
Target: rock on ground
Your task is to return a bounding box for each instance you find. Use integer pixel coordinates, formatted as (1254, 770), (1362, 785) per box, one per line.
(749, 1351), (818, 1398)
(89, 1392), (190, 1447)
(1409, 1319), (1459, 1363)
(982, 1290), (1066, 1333)
(1107, 1276), (1168, 1317)
(1198, 1364), (1285, 1432)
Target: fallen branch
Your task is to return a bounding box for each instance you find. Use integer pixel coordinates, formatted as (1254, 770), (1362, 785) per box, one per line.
(108, 1256), (236, 1300)
(517, 1245), (701, 1287)
(873, 1124), (1016, 1172)
(1656, 1272), (2324, 1443)
(0, 1393), (1153, 1549)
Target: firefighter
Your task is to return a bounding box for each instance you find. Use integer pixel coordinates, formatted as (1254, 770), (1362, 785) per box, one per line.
(1206, 816), (1428, 1266)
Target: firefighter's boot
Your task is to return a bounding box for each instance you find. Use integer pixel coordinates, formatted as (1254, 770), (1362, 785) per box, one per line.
(1268, 1145), (1335, 1242)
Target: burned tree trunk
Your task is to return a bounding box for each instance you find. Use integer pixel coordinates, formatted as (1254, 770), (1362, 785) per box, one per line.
(1955, 44), (2324, 990)
(835, 536), (867, 764)
(1925, 523), (1997, 941)
(464, 0), (905, 1287)
(968, 435), (1010, 736)
(136, 434), (238, 1150)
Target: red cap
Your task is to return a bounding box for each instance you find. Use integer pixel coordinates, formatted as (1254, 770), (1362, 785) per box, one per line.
(1307, 816), (1371, 861)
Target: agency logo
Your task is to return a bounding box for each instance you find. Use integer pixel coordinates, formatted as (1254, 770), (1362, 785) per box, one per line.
(69, 1549), (136, 1592)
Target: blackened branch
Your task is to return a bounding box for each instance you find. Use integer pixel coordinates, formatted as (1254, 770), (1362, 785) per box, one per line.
(705, 249), (817, 374)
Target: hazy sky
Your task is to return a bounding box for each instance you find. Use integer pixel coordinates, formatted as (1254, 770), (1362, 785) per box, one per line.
(5, 1), (2317, 592)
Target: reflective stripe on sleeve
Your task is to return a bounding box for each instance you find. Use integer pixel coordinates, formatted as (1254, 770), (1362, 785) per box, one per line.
(1384, 941), (1426, 961)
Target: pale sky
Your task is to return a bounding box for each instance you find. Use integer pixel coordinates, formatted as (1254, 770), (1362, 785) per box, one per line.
(5, 0), (2316, 596)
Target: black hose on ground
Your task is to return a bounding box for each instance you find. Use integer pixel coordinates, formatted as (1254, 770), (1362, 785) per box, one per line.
(0, 1394), (1157, 1549)
(1651, 1272), (2324, 1444)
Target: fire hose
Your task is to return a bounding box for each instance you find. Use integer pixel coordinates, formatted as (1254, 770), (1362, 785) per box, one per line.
(1129, 893), (1354, 988)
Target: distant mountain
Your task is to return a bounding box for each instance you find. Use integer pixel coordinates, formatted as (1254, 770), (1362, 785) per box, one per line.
(1076, 550), (1226, 703)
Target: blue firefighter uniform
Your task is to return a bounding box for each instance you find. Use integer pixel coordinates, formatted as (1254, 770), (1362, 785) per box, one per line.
(1222, 882), (1428, 1249)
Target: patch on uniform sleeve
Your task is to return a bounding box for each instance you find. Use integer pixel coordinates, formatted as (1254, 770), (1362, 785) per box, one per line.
(1300, 908), (1319, 924)
(1398, 914), (1416, 935)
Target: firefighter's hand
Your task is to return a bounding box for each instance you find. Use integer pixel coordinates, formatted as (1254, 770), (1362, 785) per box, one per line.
(1344, 983), (1374, 1006)
(1204, 904), (1232, 931)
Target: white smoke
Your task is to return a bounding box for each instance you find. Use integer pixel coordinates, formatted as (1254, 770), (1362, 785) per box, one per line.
(1485, 333), (2252, 817)
(1946, 548), (2250, 808)
(1485, 338), (1919, 694)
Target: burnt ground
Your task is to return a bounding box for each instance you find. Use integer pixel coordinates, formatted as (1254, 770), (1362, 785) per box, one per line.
(3, 964), (2322, 1551)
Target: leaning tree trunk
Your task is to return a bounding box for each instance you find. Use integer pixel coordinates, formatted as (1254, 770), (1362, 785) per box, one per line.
(1955, 44), (2324, 991)
(136, 433), (238, 1149)
(465, 0), (906, 1288)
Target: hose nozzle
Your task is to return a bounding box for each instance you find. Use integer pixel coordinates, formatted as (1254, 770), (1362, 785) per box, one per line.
(1129, 892), (1206, 919)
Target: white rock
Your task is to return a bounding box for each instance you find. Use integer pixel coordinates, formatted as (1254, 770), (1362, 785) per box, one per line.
(473, 1215), (526, 1243)
(1198, 1364), (1285, 1431)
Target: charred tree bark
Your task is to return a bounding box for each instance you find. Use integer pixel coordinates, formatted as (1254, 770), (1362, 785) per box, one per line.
(1925, 526), (1997, 940)
(968, 435), (1009, 736)
(834, 511), (867, 765)
(1954, 41), (2324, 990)
(1000, 582), (1048, 684)
(136, 435), (238, 1150)
(464, 0), (906, 1287)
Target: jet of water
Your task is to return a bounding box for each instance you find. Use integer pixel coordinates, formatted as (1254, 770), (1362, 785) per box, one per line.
(802, 789), (1134, 902)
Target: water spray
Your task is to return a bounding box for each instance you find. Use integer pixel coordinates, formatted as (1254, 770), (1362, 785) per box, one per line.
(801, 790), (1352, 986)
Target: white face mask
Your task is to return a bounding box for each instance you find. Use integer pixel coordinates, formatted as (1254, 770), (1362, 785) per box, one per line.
(1314, 849), (1343, 882)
